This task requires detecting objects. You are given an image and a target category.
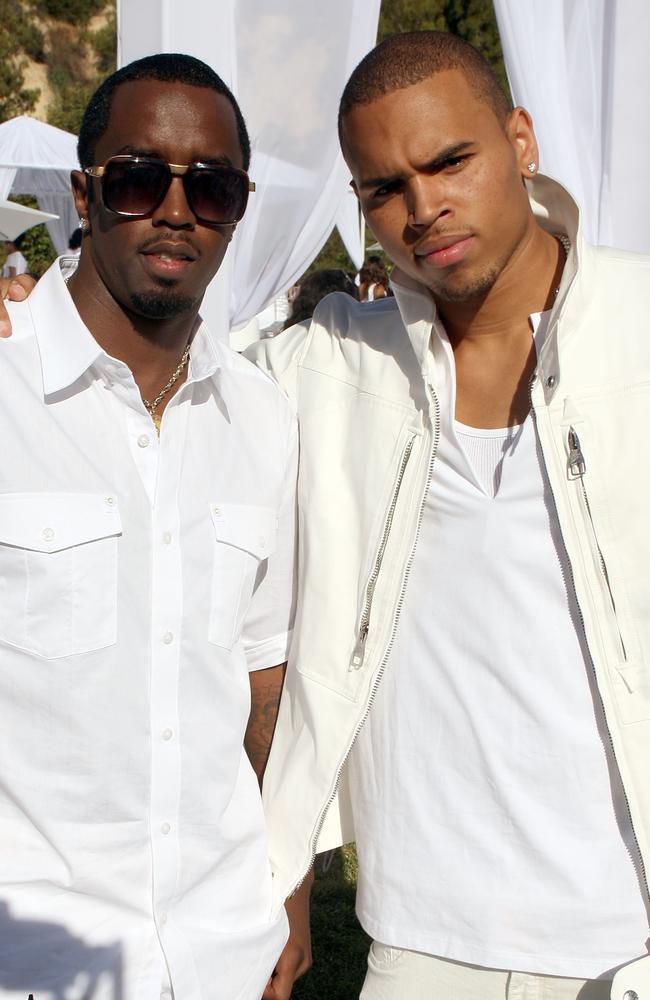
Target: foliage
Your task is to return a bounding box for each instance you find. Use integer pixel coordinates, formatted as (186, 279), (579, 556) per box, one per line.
(6, 195), (57, 276)
(0, 0), (41, 122)
(46, 8), (117, 135)
(305, 230), (355, 279)
(34, 0), (106, 25)
(90, 8), (116, 77)
(48, 78), (95, 133)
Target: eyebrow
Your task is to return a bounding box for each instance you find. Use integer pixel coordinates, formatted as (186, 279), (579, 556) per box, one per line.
(115, 145), (234, 167)
(358, 141), (475, 191)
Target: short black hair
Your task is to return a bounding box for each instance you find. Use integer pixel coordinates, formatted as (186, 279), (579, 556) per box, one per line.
(78, 52), (251, 171)
(339, 30), (511, 140)
(283, 268), (357, 329)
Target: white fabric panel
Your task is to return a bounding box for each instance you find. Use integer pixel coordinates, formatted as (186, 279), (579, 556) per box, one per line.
(117, 0), (380, 333)
(0, 168), (16, 200)
(494, 0), (650, 253)
(0, 116), (79, 253)
(336, 187), (365, 271)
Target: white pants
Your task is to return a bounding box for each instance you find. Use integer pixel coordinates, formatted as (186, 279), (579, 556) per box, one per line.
(360, 944), (613, 1000)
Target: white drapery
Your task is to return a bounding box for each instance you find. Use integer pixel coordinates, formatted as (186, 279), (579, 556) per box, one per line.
(0, 116), (79, 253)
(494, 0), (650, 253)
(118, 0), (380, 334)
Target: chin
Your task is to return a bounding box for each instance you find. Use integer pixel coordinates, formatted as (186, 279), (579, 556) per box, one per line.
(434, 265), (501, 304)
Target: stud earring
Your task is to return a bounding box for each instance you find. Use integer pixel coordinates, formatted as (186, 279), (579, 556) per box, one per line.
(79, 217), (89, 232)
(527, 161), (537, 174)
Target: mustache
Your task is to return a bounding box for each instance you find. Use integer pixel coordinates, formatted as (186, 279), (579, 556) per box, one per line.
(137, 232), (200, 256)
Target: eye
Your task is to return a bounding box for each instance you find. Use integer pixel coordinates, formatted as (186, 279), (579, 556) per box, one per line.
(370, 179), (402, 200)
(443, 154), (470, 171)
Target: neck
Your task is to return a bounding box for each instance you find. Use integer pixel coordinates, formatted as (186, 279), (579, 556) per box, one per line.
(67, 256), (199, 402)
(437, 223), (564, 348)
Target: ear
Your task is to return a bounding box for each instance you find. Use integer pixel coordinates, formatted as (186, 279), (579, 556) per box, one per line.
(350, 178), (359, 200)
(71, 169), (90, 220)
(506, 106), (539, 178)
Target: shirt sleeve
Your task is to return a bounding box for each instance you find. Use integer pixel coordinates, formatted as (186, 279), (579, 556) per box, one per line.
(241, 410), (298, 671)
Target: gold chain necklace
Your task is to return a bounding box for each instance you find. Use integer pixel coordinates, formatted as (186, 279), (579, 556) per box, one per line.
(142, 342), (191, 433)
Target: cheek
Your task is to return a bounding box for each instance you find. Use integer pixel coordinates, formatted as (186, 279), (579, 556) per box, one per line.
(363, 204), (409, 257)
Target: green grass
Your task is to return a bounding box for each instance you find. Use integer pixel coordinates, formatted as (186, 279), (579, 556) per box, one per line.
(293, 845), (370, 1000)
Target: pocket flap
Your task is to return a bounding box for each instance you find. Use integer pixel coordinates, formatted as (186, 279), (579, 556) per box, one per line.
(0, 492), (122, 553)
(209, 503), (277, 559)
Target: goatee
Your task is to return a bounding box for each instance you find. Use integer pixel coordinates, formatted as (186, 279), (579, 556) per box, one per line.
(130, 291), (196, 319)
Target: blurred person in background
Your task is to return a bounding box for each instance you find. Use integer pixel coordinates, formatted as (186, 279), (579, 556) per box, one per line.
(2, 235), (29, 279)
(282, 267), (357, 329)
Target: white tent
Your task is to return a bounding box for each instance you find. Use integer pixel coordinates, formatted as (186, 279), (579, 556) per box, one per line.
(494, 0), (650, 254)
(0, 115), (79, 254)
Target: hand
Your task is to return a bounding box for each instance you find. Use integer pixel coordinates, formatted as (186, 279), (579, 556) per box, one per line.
(262, 872), (314, 1000)
(0, 274), (37, 337)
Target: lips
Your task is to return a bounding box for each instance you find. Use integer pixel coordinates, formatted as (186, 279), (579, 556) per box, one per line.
(139, 240), (199, 279)
(414, 234), (474, 269)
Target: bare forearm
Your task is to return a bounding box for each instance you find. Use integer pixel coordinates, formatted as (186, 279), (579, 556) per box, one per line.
(245, 662), (286, 785)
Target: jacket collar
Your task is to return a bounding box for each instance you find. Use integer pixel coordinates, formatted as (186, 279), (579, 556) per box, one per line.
(388, 173), (584, 382)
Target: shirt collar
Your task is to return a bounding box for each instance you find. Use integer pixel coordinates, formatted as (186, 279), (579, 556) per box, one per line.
(389, 173), (582, 373)
(30, 257), (105, 396)
(32, 256), (230, 404)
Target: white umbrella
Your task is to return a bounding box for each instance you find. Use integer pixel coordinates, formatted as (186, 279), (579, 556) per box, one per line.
(0, 198), (58, 241)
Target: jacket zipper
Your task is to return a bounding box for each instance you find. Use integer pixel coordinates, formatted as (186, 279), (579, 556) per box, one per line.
(531, 391), (648, 904)
(290, 387), (441, 897)
(351, 435), (416, 668)
(567, 426), (626, 661)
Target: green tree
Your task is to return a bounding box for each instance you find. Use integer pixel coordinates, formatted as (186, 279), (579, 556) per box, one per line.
(0, 0), (41, 122)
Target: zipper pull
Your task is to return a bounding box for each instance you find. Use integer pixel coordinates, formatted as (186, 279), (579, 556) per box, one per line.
(568, 426), (586, 477)
(350, 623), (368, 669)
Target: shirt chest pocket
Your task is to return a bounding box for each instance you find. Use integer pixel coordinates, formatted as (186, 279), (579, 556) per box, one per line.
(208, 503), (278, 650)
(0, 493), (122, 659)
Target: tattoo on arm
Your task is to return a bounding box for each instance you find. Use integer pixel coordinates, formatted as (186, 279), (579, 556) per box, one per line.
(245, 663), (286, 786)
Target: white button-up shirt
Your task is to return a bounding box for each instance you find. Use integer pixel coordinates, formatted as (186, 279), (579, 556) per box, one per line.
(0, 261), (297, 1000)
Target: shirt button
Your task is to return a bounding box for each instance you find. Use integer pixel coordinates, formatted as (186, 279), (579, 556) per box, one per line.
(42, 527), (55, 542)
(105, 496), (116, 507)
(160, 822), (171, 835)
(162, 728), (173, 741)
(163, 631), (174, 645)
(163, 531), (172, 545)
(137, 434), (150, 448)
(545, 374), (556, 388)
(212, 506), (222, 518)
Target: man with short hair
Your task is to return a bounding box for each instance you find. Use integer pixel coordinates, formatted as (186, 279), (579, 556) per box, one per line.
(254, 31), (650, 1000)
(0, 54), (309, 1000)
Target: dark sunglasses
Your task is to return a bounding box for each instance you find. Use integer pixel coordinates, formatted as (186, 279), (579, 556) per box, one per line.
(84, 155), (255, 226)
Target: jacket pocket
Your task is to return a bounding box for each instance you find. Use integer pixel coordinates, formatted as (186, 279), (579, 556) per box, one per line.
(208, 503), (277, 650)
(0, 492), (122, 659)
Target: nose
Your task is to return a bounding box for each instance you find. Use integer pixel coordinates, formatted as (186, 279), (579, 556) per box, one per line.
(152, 174), (194, 230)
(405, 175), (449, 229)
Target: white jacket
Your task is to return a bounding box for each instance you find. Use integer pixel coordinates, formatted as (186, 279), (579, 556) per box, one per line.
(251, 176), (650, 997)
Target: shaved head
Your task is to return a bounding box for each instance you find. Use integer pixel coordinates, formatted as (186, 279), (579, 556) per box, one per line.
(338, 30), (511, 144)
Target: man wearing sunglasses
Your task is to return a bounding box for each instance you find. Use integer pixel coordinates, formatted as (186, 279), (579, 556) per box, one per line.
(0, 54), (310, 1000)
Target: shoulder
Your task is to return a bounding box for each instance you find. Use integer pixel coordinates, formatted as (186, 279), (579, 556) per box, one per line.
(213, 335), (297, 438)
